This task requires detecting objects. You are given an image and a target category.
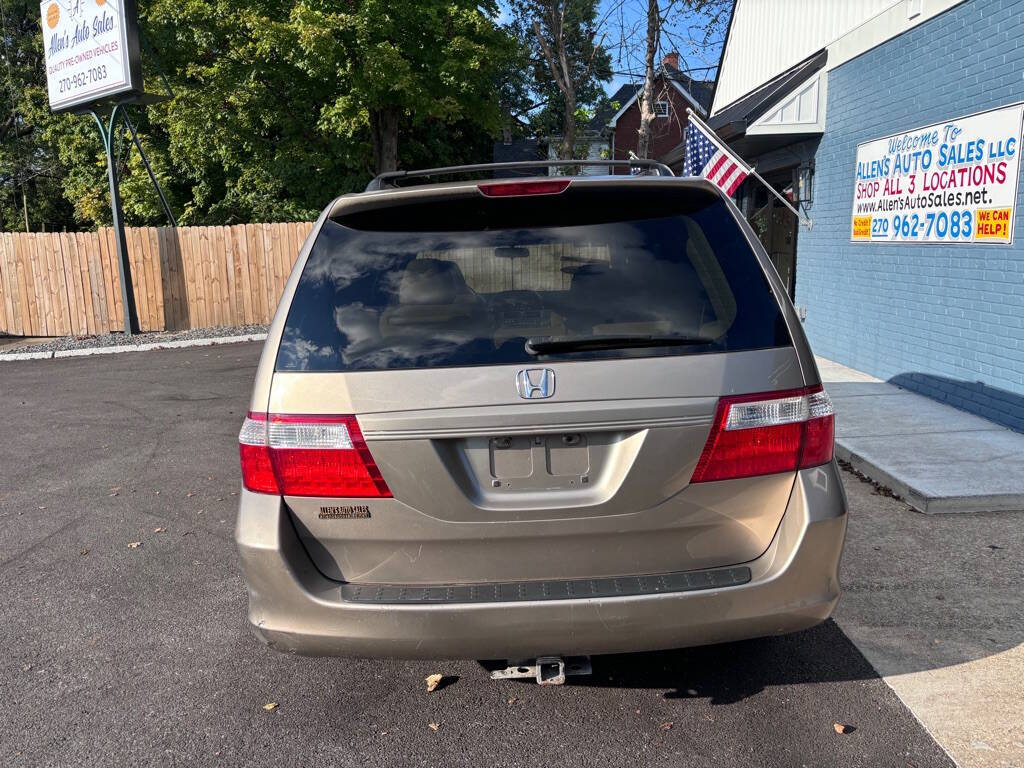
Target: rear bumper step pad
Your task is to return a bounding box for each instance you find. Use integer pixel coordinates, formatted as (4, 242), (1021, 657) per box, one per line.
(340, 566), (752, 604)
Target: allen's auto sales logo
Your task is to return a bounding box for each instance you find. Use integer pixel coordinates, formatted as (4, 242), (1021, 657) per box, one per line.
(319, 505), (371, 520)
(47, 0), (103, 28)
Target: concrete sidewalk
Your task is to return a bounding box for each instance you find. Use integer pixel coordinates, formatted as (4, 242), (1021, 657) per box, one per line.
(834, 474), (1024, 768)
(818, 357), (1024, 514)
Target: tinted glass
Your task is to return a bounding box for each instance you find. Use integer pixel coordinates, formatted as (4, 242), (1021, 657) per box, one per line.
(276, 190), (790, 372)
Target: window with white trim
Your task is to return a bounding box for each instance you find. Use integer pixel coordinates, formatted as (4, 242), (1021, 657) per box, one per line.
(654, 101), (670, 118)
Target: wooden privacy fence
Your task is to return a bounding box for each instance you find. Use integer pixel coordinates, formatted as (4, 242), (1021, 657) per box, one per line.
(0, 222), (314, 337)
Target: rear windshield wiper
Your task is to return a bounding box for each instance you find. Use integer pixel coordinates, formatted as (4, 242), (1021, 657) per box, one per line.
(525, 334), (716, 355)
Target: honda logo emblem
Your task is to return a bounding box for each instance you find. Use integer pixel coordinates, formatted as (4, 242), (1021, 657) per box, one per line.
(515, 368), (555, 399)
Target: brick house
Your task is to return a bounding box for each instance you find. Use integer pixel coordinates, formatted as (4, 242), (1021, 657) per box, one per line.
(604, 53), (713, 171)
(535, 53), (712, 175)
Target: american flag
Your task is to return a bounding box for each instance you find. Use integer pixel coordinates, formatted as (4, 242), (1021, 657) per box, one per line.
(683, 118), (750, 196)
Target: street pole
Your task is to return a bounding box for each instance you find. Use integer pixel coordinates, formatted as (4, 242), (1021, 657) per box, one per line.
(90, 103), (139, 336)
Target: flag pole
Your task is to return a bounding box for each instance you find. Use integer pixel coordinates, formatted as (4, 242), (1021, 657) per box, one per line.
(685, 108), (812, 228)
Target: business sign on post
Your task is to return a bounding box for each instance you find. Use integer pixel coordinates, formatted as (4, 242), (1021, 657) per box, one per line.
(40, 0), (142, 112)
(851, 103), (1024, 244)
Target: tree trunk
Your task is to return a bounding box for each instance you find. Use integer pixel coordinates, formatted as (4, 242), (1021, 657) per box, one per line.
(533, 14), (578, 162)
(636, 0), (659, 160)
(560, 89), (577, 160)
(369, 107), (400, 175)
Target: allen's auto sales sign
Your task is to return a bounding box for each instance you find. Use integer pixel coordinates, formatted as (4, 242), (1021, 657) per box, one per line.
(851, 103), (1024, 244)
(39, 0), (141, 111)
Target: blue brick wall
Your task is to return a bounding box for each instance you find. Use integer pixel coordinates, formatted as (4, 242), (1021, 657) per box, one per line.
(795, 0), (1024, 431)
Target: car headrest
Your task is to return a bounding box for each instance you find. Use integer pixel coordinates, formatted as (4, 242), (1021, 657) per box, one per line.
(398, 258), (473, 305)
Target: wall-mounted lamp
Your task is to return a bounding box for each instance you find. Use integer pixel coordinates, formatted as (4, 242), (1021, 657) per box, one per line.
(796, 162), (814, 207)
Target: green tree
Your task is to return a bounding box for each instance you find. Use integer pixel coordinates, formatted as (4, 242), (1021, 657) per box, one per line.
(140, 0), (354, 224)
(0, 0), (77, 230)
(290, 0), (514, 174)
(510, 0), (612, 159)
(1, 0), (520, 229)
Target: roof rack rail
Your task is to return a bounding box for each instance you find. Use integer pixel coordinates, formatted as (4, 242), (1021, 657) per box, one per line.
(364, 159), (674, 192)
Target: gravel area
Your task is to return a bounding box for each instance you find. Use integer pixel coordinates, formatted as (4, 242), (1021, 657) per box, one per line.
(0, 324), (268, 356)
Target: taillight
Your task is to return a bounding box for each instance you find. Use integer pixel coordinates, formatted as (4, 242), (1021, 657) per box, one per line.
(239, 412), (278, 493)
(690, 386), (835, 484)
(238, 412), (392, 497)
(477, 179), (571, 197)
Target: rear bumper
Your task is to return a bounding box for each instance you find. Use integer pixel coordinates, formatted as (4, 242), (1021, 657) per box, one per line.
(235, 463), (847, 659)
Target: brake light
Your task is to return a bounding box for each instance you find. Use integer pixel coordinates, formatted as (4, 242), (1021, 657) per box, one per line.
(690, 386), (834, 483)
(477, 179), (571, 197)
(238, 412), (391, 497)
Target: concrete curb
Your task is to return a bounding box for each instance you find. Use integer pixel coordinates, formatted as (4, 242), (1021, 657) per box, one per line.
(835, 439), (1024, 515)
(0, 333), (267, 361)
(0, 350), (55, 361)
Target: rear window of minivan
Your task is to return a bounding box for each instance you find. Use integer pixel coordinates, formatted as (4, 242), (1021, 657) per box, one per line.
(276, 186), (791, 372)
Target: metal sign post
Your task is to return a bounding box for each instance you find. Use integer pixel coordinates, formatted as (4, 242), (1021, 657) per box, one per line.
(88, 102), (137, 335)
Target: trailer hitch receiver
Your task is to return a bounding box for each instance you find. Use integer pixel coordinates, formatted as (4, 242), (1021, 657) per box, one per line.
(488, 656), (592, 685)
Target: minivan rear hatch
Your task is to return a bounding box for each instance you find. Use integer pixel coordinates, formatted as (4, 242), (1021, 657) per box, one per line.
(261, 179), (811, 585)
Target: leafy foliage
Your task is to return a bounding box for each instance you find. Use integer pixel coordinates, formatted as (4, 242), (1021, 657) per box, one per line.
(291, 0), (513, 173)
(0, 0), (517, 229)
(509, 0), (612, 157)
(0, 0), (78, 230)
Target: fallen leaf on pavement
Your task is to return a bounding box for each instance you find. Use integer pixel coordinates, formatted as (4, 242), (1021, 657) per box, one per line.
(660, 722), (673, 731)
(507, 697), (518, 705)
(425, 673), (443, 692)
(127, 541), (142, 549)
(153, 527), (167, 533)
(108, 491), (119, 497)
(428, 723), (439, 731)
(263, 702), (278, 711)
(186, 492), (195, 498)
(833, 722), (854, 734)
(80, 548), (89, 556)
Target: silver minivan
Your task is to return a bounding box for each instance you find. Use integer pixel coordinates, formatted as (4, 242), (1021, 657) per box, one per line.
(235, 163), (847, 661)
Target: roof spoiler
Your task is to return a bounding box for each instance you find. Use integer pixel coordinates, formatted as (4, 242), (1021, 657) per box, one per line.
(364, 160), (674, 192)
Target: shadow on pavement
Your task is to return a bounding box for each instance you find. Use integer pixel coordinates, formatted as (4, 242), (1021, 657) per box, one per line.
(561, 621), (876, 704)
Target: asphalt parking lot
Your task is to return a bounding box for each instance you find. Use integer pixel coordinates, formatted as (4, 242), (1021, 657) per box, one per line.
(0, 342), (956, 767)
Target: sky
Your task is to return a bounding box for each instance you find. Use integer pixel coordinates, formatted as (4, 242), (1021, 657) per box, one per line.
(497, 1), (726, 97)
(600, 1), (725, 93)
